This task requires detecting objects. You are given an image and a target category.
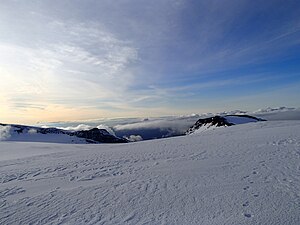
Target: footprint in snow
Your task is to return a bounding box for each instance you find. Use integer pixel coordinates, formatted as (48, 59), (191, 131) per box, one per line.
(243, 186), (250, 191)
(123, 212), (135, 223)
(242, 175), (250, 180)
(242, 201), (249, 207)
(244, 213), (253, 218)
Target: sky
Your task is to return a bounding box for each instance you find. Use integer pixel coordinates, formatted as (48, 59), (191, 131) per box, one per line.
(0, 0), (300, 124)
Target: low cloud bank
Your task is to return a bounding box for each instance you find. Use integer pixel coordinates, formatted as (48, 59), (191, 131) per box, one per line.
(47, 106), (299, 142)
(124, 135), (143, 142)
(251, 107), (300, 120)
(0, 125), (11, 141)
(113, 116), (200, 140)
(58, 124), (92, 131)
(28, 128), (37, 134)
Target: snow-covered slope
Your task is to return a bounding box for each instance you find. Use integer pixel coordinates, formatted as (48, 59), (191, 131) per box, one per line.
(224, 115), (263, 124)
(0, 121), (300, 224)
(186, 115), (264, 134)
(0, 123), (127, 144)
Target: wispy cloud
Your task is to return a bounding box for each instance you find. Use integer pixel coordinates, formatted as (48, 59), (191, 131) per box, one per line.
(0, 0), (300, 123)
(0, 20), (138, 118)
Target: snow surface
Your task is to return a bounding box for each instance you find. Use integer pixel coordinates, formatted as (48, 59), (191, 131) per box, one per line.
(224, 116), (259, 124)
(0, 121), (300, 224)
(192, 124), (219, 134)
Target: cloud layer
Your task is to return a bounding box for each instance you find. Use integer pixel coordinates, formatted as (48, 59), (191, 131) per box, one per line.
(51, 107), (300, 141)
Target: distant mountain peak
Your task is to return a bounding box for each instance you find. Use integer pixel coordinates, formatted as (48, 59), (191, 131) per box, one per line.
(186, 115), (265, 135)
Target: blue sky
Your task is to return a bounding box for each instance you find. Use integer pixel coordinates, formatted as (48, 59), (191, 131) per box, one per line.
(0, 0), (300, 123)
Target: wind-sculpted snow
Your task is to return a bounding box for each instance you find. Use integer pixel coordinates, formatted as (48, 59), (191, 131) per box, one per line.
(0, 121), (300, 224)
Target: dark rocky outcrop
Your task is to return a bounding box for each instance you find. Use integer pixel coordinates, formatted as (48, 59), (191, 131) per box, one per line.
(186, 115), (265, 134)
(186, 116), (232, 134)
(74, 128), (127, 143)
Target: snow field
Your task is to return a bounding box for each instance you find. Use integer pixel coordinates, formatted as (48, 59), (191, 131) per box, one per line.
(0, 121), (300, 224)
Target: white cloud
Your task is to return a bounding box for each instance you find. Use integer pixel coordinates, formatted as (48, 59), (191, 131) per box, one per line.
(0, 125), (11, 141)
(113, 116), (200, 137)
(96, 125), (116, 136)
(0, 21), (138, 114)
(28, 128), (37, 134)
(124, 135), (143, 142)
(251, 107), (300, 121)
(253, 106), (296, 114)
(58, 124), (92, 131)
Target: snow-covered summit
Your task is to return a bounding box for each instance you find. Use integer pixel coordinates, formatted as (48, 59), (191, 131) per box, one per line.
(186, 115), (265, 134)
